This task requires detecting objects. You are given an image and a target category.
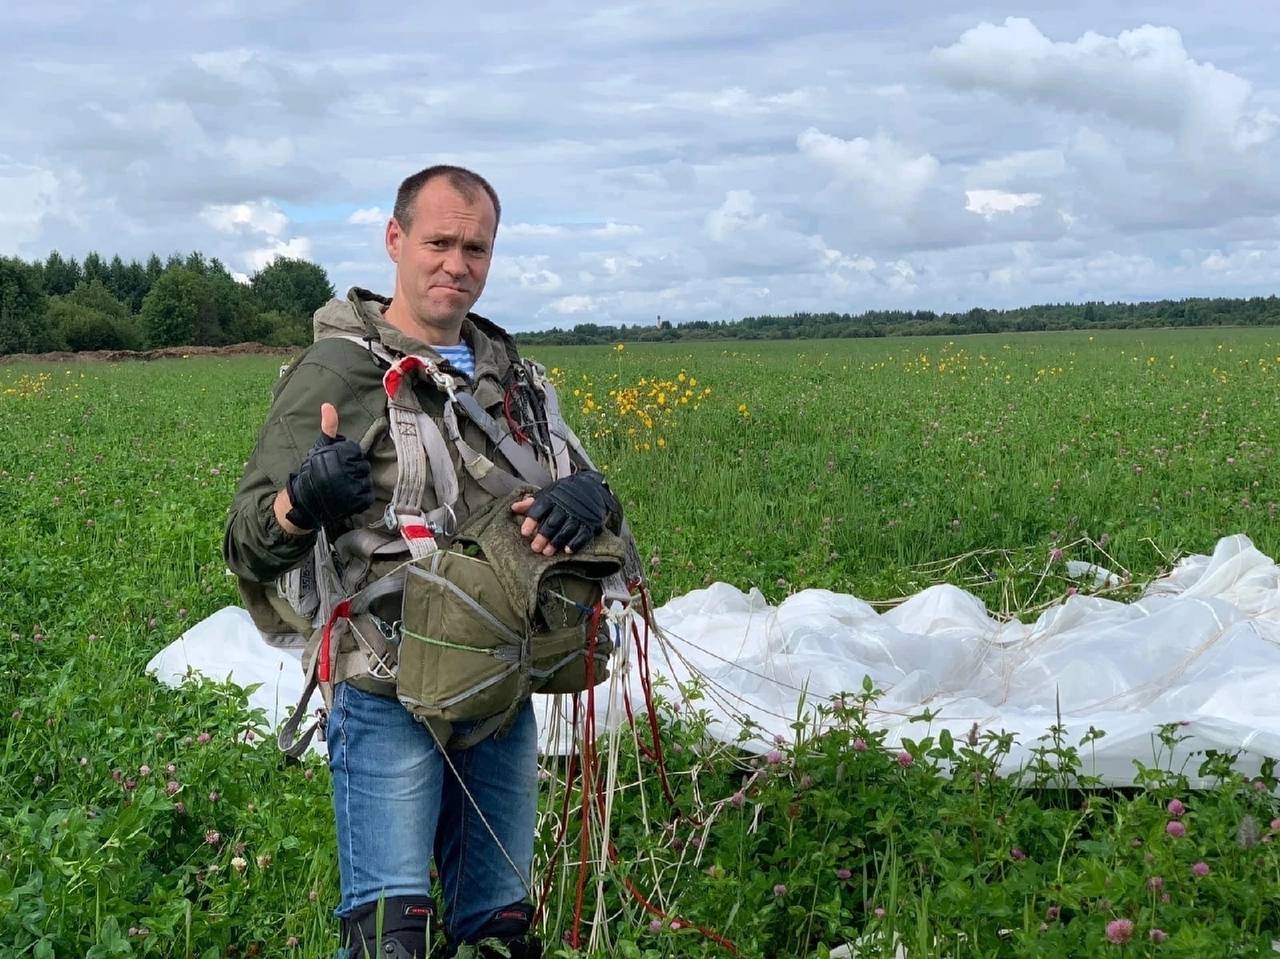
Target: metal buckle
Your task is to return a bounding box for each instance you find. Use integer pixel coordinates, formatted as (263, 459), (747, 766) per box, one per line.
(371, 615), (402, 648)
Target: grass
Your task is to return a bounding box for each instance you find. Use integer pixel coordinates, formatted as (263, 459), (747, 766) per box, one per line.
(1, 329), (1278, 957)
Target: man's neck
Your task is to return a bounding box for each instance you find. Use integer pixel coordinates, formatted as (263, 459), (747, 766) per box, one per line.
(383, 299), (463, 347)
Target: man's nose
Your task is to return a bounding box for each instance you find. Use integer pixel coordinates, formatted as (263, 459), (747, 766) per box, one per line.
(442, 247), (467, 276)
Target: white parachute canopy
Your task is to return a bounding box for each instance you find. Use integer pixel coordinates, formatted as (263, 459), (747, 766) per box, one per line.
(146, 534), (1280, 786)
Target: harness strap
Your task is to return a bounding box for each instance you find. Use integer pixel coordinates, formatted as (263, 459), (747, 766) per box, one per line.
(454, 391), (554, 487)
(441, 402), (525, 499)
(276, 569), (410, 759)
(534, 367), (574, 480)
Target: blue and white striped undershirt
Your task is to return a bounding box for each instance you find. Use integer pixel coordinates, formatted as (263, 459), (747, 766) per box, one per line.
(434, 341), (476, 380)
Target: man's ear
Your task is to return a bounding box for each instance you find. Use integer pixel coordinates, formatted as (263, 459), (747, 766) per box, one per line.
(385, 217), (403, 264)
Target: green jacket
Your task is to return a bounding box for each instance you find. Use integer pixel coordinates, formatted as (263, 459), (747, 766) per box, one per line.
(223, 287), (542, 649)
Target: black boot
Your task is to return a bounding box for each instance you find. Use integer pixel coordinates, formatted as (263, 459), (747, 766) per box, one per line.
(340, 895), (436, 959)
(444, 902), (542, 959)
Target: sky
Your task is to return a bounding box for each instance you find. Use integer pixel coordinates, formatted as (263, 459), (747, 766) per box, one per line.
(3, 1), (1280, 330)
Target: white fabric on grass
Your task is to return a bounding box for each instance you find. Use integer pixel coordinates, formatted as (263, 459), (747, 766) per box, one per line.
(145, 534), (1280, 786)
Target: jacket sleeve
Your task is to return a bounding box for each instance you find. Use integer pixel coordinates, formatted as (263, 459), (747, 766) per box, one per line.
(223, 346), (385, 584)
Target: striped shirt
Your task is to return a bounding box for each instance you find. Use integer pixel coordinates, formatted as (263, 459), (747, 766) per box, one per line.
(435, 342), (476, 380)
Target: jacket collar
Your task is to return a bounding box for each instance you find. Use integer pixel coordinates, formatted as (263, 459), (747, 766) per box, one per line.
(335, 287), (516, 406)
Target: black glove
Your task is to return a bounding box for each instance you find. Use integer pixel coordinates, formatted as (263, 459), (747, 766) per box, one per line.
(526, 470), (620, 553)
(284, 431), (374, 531)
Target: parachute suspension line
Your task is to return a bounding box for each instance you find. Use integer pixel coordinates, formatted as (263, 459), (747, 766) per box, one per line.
(588, 591), (741, 954)
(566, 599), (605, 949)
(420, 715), (533, 901)
(634, 587), (678, 809)
(501, 381), (530, 445)
(531, 586), (739, 955)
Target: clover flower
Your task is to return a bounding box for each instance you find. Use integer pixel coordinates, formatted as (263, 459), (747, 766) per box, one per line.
(1104, 918), (1134, 944)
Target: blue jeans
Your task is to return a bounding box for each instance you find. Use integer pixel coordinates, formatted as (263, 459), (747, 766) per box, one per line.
(327, 681), (539, 943)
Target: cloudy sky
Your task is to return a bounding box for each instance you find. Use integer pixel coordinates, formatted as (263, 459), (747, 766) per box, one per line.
(4, 1), (1280, 329)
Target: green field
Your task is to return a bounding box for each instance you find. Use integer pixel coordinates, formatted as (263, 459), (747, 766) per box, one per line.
(1, 329), (1278, 957)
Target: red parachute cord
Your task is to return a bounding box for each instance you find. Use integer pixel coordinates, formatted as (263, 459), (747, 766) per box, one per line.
(533, 700), (581, 927)
(544, 594), (739, 955)
(502, 383), (530, 444)
(633, 587), (679, 809)
(567, 601), (605, 949)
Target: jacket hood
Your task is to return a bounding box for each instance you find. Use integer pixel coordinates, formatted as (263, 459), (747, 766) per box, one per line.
(312, 287), (390, 342)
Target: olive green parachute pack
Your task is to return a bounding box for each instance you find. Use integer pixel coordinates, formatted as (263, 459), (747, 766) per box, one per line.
(261, 299), (638, 757)
(397, 492), (628, 749)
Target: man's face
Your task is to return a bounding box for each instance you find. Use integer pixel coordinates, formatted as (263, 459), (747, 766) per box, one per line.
(386, 177), (496, 336)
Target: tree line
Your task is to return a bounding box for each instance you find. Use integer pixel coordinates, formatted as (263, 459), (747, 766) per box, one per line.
(4, 249), (1278, 355)
(514, 296), (1280, 345)
(0, 252), (334, 355)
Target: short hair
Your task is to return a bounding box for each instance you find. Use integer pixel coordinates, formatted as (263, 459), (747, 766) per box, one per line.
(393, 165), (501, 234)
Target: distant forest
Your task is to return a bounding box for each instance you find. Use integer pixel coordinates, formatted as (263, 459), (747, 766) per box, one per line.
(3, 250), (1278, 355)
(0, 252), (332, 355)
(513, 295), (1280, 345)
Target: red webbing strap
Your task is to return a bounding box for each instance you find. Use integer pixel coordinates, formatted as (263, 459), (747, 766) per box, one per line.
(400, 523), (434, 543)
(317, 599), (352, 684)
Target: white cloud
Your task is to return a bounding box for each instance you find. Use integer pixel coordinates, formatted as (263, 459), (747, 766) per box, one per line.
(0, 162), (71, 255)
(347, 207), (385, 225)
(492, 254), (563, 292)
(245, 236), (313, 272)
(796, 128), (939, 208)
(590, 221), (643, 237)
(519, 269), (561, 292)
(965, 189), (1043, 219)
(503, 222), (566, 237)
(933, 18), (1279, 154)
(225, 135), (294, 169)
(705, 190), (767, 243)
(601, 254), (641, 276)
(1200, 244), (1280, 275)
(822, 248), (876, 274)
(886, 259), (918, 292)
(201, 200), (288, 236)
(966, 149), (1066, 188)
(548, 294), (595, 315)
(665, 85), (819, 116)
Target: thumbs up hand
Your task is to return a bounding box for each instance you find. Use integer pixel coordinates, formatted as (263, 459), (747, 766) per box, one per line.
(283, 403), (375, 531)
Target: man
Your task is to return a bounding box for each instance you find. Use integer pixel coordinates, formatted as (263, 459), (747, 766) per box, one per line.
(223, 166), (622, 958)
